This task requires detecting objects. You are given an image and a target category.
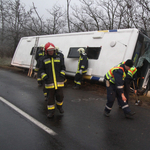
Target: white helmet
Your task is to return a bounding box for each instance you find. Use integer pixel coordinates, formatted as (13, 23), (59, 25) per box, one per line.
(77, 48), (85, 54)
(40, 44), (45, 48)
(39, 44), (45, 51)
(55, 46), (59, 51)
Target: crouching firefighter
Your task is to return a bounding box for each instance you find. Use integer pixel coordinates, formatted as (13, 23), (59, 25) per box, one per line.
(39, 42), (66, 118)
(73, 48), (88, 89)
(104, 59), (136, 119)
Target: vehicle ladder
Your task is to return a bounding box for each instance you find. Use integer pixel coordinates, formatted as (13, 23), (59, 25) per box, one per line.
(27, 37), (39, 77)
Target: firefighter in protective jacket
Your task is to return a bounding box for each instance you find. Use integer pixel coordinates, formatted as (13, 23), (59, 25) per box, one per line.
(118, 62), (138, 104)
(104, 59), (136, 119)
(73, 48), (88, 89)
(34, 45), (45, 86)
(39, 42), (66, 118)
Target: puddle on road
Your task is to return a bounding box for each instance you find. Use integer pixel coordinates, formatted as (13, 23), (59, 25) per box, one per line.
(71, 97), (106, 102)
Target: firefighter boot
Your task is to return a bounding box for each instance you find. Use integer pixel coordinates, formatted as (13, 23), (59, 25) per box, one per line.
(72, 83), (77, 89)
(73, 84), (80, 89)
(47, 109), (55, 118)
(103, 110), (110, 117)
(135, 100), (142, 106)
(38, 80), (42, 87)
(57, 105), (64, 114)
(125, 111), (135, 119)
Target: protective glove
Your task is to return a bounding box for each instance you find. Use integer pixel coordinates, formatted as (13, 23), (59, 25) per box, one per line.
(33, 72), (37, 78)
(61, 74), (66, 81)
(79, 69), (82, 75)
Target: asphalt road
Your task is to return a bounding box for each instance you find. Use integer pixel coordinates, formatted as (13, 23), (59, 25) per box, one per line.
(0, 67), (150, 150)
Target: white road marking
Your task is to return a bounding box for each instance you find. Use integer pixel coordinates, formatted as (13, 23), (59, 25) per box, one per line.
(0, 96), (57, 136)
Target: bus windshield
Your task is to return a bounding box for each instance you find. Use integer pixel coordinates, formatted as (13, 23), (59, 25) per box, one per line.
(133, 32), (150, 67)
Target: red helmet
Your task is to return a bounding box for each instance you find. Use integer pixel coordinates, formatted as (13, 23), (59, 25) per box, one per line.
(45, 42), (55, 53)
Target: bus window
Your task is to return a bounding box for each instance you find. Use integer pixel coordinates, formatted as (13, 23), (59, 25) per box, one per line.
(86, 47), (101, 60)
(67, 47), (86, 58)
(30, 47), (40, 55)
(134, 32), (150, 89)
(132, 33), (144, 66)
(67, 46), (101, 59)
(133, 32), (150, 66)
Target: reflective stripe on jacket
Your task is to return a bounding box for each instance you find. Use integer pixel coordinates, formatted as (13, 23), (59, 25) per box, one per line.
(117, 61), (125, 67)
(35, 51), (45, 61)
(106, 67), (126, 84)
(127, 67), (137, 78)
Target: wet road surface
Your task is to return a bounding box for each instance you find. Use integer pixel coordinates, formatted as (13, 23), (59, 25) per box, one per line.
(0, 67), (150, 150)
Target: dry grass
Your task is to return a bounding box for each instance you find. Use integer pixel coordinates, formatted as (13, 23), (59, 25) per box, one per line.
(0, 57), (12, 66)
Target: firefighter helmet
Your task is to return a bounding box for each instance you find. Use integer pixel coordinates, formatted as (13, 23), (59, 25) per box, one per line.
(55, 46), (59, 51)
(39, 44), (45, 51)
(77, 48), (85, 54)
(40, 44), (45, 48)
(45, 42), (55, 53)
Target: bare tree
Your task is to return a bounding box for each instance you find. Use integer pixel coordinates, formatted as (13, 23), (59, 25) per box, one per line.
(25, 2), (46, 35)
(67, 0), (71, 32)
(136, 0), (150, 11)
(45, 5), (66, 34)
(3, 0), (32, 56)
(135, 0), (150, 35)
(95, 0), (131, 29)
(71, 0), (132, 31)
(0, 0), (7, 57)
(70, 0), (101, 31)
(71, 4), (92, 32)
(0, 0), (6, 43)
(1, 0), (150, 58)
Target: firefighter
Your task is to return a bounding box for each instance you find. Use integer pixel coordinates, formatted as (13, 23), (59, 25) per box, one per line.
(104, 59), (136, 119)
(34, 44), (48, 101)
(39, 42), (66, 118)
(34, 44), (45, 87)
(55, 46), (64, 58)
(73, 48), (88, 89)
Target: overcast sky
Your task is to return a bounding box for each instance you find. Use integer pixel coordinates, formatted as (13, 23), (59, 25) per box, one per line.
(20, 0), (80, 18)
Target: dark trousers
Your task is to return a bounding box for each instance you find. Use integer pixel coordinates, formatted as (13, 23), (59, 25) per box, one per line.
(74, 73), (85, 85)
(124, 80), (131, 104)
(105, 82), (131, 114)
(47, 88), (64, 106)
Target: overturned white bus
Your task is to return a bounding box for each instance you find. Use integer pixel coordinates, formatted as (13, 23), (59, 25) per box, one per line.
(11, 28), (150, 96)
